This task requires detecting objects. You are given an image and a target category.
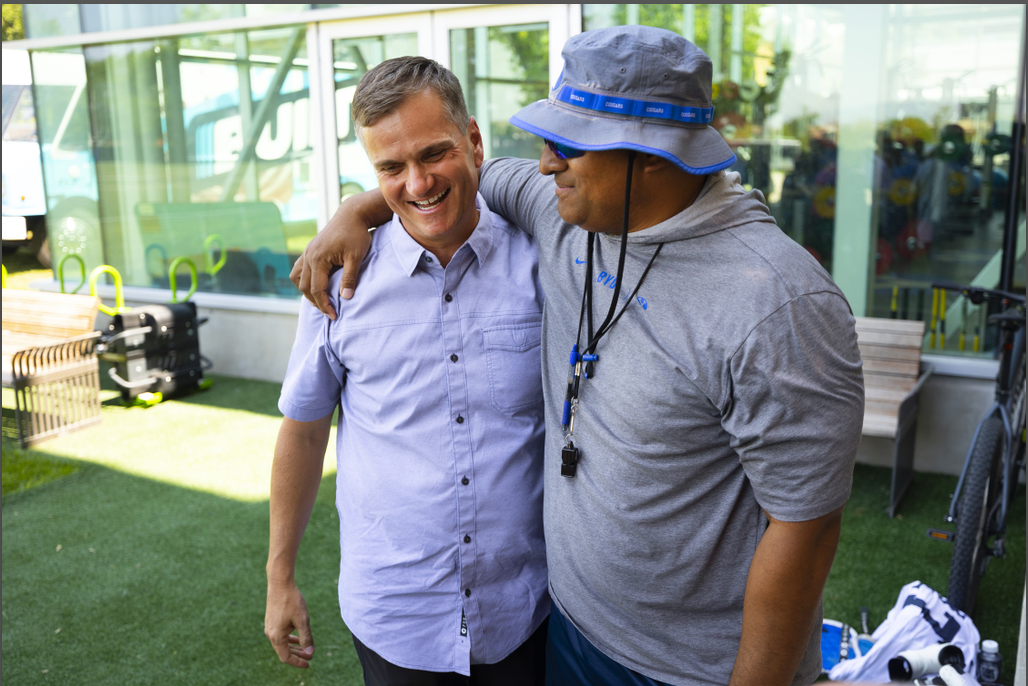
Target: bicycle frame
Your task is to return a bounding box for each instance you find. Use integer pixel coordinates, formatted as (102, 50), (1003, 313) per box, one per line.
(944, 302), (1026, 536)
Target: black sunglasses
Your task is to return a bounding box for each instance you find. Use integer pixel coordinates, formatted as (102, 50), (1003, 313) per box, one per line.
(544, 139), (586, 160)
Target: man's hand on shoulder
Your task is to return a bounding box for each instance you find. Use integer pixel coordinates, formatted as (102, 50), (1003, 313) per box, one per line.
(264, 579), (316, 668)
(289, 189), (391, 319)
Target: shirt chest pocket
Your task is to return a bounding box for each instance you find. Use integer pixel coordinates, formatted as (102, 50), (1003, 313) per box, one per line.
(482, 323), (543, 415)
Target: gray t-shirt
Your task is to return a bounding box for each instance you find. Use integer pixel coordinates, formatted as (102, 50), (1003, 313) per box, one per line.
(480, 158), (864, 686)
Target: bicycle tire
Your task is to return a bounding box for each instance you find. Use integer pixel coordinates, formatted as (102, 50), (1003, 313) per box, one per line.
(947, 415), (1004, 614)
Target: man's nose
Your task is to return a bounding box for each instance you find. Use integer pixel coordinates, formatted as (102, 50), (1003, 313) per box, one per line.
(407, 164), (433, 197)
(539, 144), (568, 176)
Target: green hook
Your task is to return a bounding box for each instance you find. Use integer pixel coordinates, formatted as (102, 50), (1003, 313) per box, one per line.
(204, 234), (227, 275)
(58, 254), (87, 294)
(169, 256), (198, 303)
(89, 265), (128, 316)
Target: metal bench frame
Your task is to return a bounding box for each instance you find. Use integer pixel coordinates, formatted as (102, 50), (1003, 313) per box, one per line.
(884, 361), (934, 517)
(8, 331), (103, 448)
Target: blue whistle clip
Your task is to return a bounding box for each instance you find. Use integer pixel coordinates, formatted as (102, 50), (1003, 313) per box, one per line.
(562, 399), (571, 427)
(569, 344), (580, 365)
(582, 354), (598, 362)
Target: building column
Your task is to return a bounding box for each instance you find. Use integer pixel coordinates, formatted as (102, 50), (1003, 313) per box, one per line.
(832, 4), (887, 316)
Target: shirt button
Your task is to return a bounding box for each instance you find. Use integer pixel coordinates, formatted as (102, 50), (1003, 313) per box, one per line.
(456, 415), (464, 424)
(450, 353), (458, 363)
(445, 294), (453, 302)
(464, 588), (471, 597)
(463, 534), (471, 543)
(424, 255), (433, 263)
(461, 476), (469, 485)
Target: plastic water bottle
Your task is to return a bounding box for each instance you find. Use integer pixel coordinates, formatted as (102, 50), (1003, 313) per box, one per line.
(977, 639), (1003, 685)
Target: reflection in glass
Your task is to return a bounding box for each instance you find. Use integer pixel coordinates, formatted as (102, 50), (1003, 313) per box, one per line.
(30, 50), (103, 270)
(22, 4), (320, 39)
(331, 34), (419, 203)
(33, 28), (318, 297)
(449, 23), (548, 160)
(22, 4), (80, 40)
(2, 87), (37, 143)
(868, 4), (1026, 356)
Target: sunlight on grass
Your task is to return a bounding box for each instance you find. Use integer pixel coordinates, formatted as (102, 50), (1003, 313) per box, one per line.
(2, 449), (79, 496)
(1, 381), (335, 502)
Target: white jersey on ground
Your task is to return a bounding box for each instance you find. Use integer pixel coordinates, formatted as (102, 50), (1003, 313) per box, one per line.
(828, 581), (981, 684)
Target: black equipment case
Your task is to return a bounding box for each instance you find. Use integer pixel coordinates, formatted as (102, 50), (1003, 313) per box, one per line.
(98, 302), (209, 403)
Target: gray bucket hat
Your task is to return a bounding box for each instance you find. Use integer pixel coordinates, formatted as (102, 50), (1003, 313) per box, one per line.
(511, 25), (736, 175)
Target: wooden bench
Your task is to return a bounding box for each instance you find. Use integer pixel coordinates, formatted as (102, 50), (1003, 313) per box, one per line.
(855, 317), (934, 517)
(2, 289), (103, 447)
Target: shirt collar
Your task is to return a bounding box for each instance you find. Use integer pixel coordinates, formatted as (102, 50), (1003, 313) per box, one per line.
(388, 193), (495, 276)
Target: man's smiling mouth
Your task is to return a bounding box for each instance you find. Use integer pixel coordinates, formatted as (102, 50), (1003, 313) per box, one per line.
(410, 189), (450, 210)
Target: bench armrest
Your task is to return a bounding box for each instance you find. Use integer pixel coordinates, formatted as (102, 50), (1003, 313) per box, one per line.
(903, 362), (935, 402)
(10, 331), (101, 381)
(895, 362), (934, 438)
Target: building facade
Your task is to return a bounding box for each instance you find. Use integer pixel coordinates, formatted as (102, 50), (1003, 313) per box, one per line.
(6, 4), (1026, 392)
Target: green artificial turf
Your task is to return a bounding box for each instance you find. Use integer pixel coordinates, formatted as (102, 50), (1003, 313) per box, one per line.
(2, 447), (79, 495)
(2, 372), (1025, 685)
(3, 374), (359, 686)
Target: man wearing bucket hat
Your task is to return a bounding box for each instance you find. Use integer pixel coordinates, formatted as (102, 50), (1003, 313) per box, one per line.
(292, 25), (864, 686)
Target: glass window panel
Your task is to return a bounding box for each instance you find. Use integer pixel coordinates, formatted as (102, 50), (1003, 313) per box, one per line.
(25, 5), (242, 38)
(23, 4), (81, 40)
(21, 5), (357, 38)
(449, 22), (549, 160)
(868, 4), (1026, 357)
(52, 27), (317, 298)
(3, 87), (37, 142)
(3, 86), (24, 131)
(331, 33), (419, 202)
(30, 49), (102, 270)
(2, 84), (46, 228)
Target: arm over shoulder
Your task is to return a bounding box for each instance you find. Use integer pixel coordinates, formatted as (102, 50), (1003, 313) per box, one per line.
(480, 157), (554, 237)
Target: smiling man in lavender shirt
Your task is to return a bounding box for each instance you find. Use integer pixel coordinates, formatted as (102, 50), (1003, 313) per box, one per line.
(264, 57), (548, 686)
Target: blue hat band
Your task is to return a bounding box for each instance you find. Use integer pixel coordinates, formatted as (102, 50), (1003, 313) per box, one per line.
(553, 85), (714, 125)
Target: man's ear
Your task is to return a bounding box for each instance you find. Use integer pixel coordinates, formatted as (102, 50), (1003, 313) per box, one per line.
(468, 116), (485, 168)
(639, 152), (673, 173)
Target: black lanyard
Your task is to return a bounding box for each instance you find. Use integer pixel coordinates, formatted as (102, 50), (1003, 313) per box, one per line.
(560, 153), (663, 477)
(577, 234), (663, 374)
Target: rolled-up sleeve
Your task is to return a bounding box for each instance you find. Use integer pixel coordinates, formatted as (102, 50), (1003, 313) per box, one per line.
(721, 291), (865, 522)
(278, 299), (345, 421)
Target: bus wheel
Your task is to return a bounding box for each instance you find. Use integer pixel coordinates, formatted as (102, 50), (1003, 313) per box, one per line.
(50, 208), (101, 271)
(27, 217), (51, 268)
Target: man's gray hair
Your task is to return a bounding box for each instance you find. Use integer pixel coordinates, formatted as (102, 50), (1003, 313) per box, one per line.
(352, 56), (470, 145)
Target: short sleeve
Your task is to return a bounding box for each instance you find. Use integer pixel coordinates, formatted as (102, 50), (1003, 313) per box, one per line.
(480, 157), (554, 238)
(278, 298), (345, 422)
(721, 292), (865, 522)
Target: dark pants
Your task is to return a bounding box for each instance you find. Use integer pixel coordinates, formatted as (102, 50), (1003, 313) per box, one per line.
(352, 618), (548, 686)
(545, 608), (669, 686)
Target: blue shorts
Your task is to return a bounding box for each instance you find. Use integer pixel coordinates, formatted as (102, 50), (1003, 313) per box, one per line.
(546, 608), (669, 686)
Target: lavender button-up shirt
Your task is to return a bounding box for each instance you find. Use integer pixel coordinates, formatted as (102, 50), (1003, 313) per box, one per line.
(278, 196), (548, 675)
